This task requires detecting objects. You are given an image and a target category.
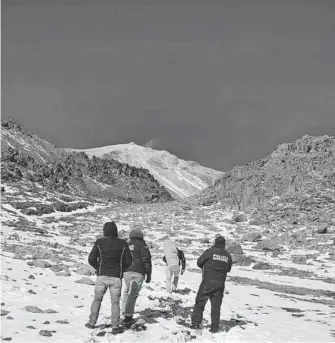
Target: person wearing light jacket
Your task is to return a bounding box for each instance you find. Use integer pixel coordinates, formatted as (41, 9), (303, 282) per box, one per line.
(162, 237), (186, 293)
(190, 235), (232, 333)
(86, 221), (132, 335)
(122, 228), (152, 327)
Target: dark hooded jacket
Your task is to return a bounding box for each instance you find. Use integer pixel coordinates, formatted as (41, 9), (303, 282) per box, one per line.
(88, 221), (132, 278)
(124, 228), (152, 278)
(197, 236), (232, 285)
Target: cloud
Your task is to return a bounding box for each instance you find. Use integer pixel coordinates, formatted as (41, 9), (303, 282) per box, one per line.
(143, 139), (159, 149)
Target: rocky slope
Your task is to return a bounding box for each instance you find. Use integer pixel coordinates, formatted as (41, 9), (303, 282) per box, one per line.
(1, 119), (173, 208)
(197, 135), (335, 227)
(71, 143), (222, 199)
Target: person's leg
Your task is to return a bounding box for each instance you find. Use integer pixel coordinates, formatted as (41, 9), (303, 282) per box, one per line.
(191, 282), (214, 327)
(170, 265), (180, 291)
(209, 287), (224, 332)
(88, 276), (108, 326)
(109, 277), (122, 329)
(121, 272), (131, 316)
(124, 272), (144, 319)
(165, 266), (172, 292)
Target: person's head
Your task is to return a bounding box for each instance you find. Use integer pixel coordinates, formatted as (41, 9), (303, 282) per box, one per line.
(129, 228), (144, 240)
(162, 235), (169, 242)
(103, 221), (118, 237)
(214, 235), (226, 247)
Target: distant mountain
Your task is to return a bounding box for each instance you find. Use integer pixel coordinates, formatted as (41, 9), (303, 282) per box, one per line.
(1, 119), (173, 206)
(70, 142), (223, 199)
(198, 134), (335, 225)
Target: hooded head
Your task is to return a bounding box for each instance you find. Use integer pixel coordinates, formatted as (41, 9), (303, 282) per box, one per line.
(103, 221), (118, 237)
(129, 228), (144, 240)
(215, 235), (226, 247)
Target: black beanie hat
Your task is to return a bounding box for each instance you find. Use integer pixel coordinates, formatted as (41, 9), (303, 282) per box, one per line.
(103, 221), (118, 237)
(215, 235), (226, 246)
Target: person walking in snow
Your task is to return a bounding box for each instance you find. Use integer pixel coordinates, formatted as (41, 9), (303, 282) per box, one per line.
(162, 237), (186, 293)
(190, 235), (232, 333)
(122, 228), (152, 327)
(86, 221), (132, 334)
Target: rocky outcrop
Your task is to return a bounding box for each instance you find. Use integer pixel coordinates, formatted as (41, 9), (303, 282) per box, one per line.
(1, 119), (173, 203)
(198, 135), (335, 226)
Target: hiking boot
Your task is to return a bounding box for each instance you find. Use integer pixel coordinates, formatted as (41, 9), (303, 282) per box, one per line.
(123, 316), (134, 328)
(123, 316), (134, 323)
(190, 323), (201, 330)
(209, 326), (219, 333)
(85, 323), (95, 329)
(111, 326), (124, 335)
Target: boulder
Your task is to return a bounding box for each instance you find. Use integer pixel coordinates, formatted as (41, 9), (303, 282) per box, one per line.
(232, 255), (254, 266)
(25, 306), (44, 313)
(75, 277), (95, 286)
(255, 239), (281, 252)
(249, 218), (266, 226)
(317, 223), (328, 234)
(56, 271), (71, 277)
(226, 242), (244, 255)
(241, 232), (262, 243)
(1, 310), (9, 316)
(39, 330), (52, 337)
(292, 256), (307, 264)
(252, 262), (272, 270)
(233, 213), (248, 223)
(27, 260), (51, 268)
(31, 248), (53, 260)
(50, 265), (64, 273)
(44, 309), (58, 314)
(74, 264), (95, 276)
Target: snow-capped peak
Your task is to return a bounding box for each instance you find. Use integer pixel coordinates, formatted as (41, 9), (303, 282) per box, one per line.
(71, 143), (222, 199)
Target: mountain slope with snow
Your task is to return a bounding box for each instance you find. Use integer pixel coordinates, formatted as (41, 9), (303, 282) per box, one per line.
(71, 143), (223, 199)
(1, 119), (172, 204)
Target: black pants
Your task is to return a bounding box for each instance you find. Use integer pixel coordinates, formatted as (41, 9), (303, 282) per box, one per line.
(191, 281), (224, 329)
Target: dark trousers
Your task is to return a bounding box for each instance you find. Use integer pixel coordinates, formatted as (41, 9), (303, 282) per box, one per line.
(191, 281), (224, 329)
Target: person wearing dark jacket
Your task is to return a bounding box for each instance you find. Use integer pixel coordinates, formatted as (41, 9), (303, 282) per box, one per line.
(86, 221), (132, 334)
(190, 235), (232, 333)
(121, 228), (152, 326)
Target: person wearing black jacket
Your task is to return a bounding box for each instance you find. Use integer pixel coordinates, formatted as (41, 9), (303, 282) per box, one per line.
(190, 235), (232, 333)
(121, 228), (152, 326)
(86, 221), (132, 334)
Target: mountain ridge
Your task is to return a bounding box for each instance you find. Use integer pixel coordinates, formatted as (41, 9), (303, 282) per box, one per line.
(70, 143), (222, 199)
(1, 118), (173, 207)
(194, 134), (335, 227)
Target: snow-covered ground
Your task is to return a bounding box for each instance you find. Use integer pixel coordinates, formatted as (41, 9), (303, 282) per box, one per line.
(1, 195), (335, 342)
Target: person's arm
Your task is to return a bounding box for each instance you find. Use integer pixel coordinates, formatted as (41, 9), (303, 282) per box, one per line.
(177, 249), (186, 272)
(227, 254), (233, 272)
(88, 241), (99, 269)
(142, 241), (152, 283)
(122, 243), (133, 271)
(197, 249), (211, 269)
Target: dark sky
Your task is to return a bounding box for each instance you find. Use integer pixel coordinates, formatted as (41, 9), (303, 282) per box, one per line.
(2, 0), (335, 171)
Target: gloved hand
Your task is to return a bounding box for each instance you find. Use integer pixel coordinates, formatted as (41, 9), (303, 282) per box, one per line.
(181, 269), (185, 275)
(146, 275), (151, 283)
